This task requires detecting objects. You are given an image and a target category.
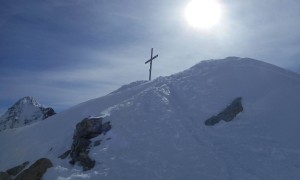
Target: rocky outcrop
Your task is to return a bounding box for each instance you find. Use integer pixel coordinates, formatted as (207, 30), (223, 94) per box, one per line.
(69, 117), (111, 171)
(0, 172), (11, 180)
(41, 107), (56, 119)
(0, 158), (52, 180)
(14, 158), (52, 180)
(6, 161), (29, 176)
(0, 96), (56, 131)
(58, 150), (71, 159)
(205, 97), (243, 126)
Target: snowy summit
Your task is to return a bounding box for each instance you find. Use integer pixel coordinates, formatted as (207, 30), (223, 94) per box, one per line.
(0, 96), (56, 131)
(0, 57), (300, 180)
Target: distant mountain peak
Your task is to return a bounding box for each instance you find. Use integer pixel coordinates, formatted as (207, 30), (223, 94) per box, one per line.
(0, 96), (56, 131)
(15, 96), (42, 107)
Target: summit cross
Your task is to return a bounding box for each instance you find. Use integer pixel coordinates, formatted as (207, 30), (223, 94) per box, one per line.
(145, 48), (158, 81)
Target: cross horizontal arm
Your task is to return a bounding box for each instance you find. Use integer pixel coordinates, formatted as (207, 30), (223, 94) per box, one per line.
(145, 54), (158, 64)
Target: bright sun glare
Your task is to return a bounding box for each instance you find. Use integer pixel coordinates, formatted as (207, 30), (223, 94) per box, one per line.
(185, 0), (222, 29)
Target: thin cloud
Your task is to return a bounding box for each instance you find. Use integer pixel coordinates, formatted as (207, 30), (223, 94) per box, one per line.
(1, 0), (300, 113)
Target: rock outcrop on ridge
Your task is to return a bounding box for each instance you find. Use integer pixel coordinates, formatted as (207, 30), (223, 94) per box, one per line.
(205, 97), (243, 126)
(68, 116), (111, 171)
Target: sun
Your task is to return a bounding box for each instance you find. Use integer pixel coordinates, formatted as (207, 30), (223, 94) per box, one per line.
(185, 0), (222, 29)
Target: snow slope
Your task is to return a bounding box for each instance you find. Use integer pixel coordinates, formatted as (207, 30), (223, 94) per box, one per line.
(1, 57), (300, 180)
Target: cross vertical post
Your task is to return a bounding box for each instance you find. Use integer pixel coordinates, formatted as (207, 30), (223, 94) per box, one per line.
(145, 48), (158, 81)
(149, 48), (153, 81)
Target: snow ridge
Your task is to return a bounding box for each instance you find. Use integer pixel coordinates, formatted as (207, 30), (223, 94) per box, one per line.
(1, 58), (300, 180)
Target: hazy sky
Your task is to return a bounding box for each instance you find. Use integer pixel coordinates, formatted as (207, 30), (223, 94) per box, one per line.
(1, 0), (300, 114)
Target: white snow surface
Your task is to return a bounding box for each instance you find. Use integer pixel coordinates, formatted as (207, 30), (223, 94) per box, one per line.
(1, 57), (300, 180)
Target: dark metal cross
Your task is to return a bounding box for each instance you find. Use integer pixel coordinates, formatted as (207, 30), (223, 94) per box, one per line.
(145, 48), (158, 81)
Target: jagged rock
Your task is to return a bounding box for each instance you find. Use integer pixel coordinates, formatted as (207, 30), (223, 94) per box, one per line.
(69, 117), (111, 171)
(0, 172), (11, 180)
(69, 138), (92, 166)
(205, 97), (243, 126)
(94, 140), (102, 147)
(58, 150), (71, 159)
(77, 153), (95, 171)
(102, 121), (112, 135)
(15, 158), (53, 180)
(73, 117), (103, 139)
(6, 161), (29, 176)
(41, 107), (56, 119)
(205, 115), (219, 126)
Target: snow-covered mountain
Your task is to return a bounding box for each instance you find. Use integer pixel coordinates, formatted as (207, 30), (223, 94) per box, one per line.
(0, 96), (56, 131)
(1, 57), (300, 180)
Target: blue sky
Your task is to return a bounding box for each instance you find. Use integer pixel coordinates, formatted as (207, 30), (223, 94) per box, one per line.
(1, 0), (300, 114)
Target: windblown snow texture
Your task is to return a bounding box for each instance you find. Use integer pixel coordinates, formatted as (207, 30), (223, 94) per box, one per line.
(1, 57), (300, 180)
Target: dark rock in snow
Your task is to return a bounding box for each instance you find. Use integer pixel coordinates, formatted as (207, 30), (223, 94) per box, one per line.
(6, 161), (29, 176)
(73, 117), (103, 139)
(69, 117), (111, 171)
(15, 158), (52, 180)
(205, 97), (243, 126)
(94, 140), (102, 147)
(42, 107), (56, 119)
(205, 115), (219, 126)
(71, 151), (95, 171)
(102, 121), (112, 135)
(0, 172), (11, 180)
(58, 150), (71, 159)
